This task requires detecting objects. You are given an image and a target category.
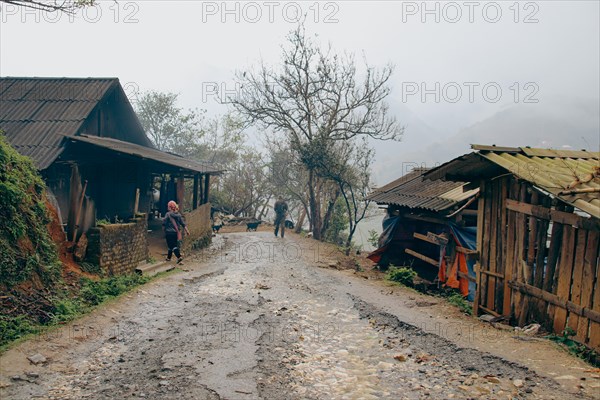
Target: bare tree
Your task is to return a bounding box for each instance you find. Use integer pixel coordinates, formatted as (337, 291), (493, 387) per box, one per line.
(0, 0), (93, 13)
(232, 25), (402, 240)
(314, 137), (375, 254)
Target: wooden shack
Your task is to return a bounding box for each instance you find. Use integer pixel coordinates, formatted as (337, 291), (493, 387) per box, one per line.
(367, 168), (479, 295)
(426, 145), (600, 350)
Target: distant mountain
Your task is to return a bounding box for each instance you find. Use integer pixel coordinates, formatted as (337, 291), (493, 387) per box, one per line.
(372, 97), (600, 185)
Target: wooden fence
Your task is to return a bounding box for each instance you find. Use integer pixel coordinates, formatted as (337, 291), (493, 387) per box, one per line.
(474, 176), (600, 350)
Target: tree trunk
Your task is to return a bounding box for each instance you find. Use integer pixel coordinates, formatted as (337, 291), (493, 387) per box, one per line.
(295, 208), (306, 233)
(320, 189), (340, 239)
(345, 224), (358, 256)
(308, 169), (322, 240)
(258, 194), (272, 220)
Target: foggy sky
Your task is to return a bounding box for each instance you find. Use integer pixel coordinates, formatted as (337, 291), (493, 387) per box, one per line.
(1, 1), (598, 183)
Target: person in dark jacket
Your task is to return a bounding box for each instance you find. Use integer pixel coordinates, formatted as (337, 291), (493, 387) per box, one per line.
(163, 200), (189, 263)
(273, 196), (288, 238)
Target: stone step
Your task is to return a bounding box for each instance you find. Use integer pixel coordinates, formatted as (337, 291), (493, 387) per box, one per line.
(136, 261), (175, 276)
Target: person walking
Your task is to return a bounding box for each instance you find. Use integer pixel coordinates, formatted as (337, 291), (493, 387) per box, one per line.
(163, 200), (189, 264)
(273, 196), (288, 238)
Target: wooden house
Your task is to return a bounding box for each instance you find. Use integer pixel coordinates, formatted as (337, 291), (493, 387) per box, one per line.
(426, 145), (600, 350)
(0, 77), (221, 274)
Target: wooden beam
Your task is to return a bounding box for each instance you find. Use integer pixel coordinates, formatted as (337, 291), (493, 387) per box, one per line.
(478, 305), (501, 317)
(427, 232), (449, 245)
(192, 174), (199, 210)
(405, 248), (438, 267)
(481, 270), (504, 279)
(203, 174), (210, 205)
(198, 175), (204, 204)
(473, 181), (486, 316)
(413, 232), (440, 245)
(458, 271), (476, 283)
(509, 280), (600, 324)
(133, 188), (140, 215)
(506, 199), (600, 231)
(456, 246), (478, 256)
(177, 175), (185, 210)
(403, 213), (448, 226)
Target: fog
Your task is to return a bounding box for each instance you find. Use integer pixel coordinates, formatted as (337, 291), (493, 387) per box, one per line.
(1, 1), (598, 183)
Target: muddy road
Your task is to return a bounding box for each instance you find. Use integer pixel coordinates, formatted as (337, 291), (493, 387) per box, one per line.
(1, 232), (598, 399)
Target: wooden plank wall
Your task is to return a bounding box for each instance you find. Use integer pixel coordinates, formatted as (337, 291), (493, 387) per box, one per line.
(475, 176), (600, 350)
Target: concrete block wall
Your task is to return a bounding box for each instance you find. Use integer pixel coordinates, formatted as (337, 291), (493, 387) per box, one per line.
(182, 203), (212, 252)
(86, 215), (148, 276)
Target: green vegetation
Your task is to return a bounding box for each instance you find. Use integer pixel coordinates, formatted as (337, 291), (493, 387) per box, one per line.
(386, 266), (417, 287)
(547, 327), (599, 367)
(0, 134), (62, 286)
(79, 262), (101, 274)
(367, 229), (380, 248)
(323, 198), (349, 246)
(0, 315), (37, 346)
(77, 274), (150, 306)
(1, 273), (151, 350)
(445, 291), (473, 315)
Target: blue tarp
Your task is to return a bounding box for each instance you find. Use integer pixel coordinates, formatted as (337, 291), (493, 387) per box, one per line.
(378, 214), (401, 248)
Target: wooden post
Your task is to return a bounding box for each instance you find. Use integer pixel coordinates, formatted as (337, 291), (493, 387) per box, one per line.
(177, 174), (185, 210)
(199, 175), (204, 204)
(193, 174), (199, 210)
(473, 181), (485, 316)
(72, 180), (88, 243)
(203, 174), (210, 205)
(67, 165), (82, 242)
(133, 188), (140, 215)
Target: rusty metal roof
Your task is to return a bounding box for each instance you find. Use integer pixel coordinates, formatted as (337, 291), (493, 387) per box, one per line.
(425, 145), (600, 219)
(69, 134), (223, 174)
(368, 168), (478, 212)
(0, 77), (118, 169)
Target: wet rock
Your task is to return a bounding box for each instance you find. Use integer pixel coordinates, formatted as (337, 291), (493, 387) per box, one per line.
(27, 353), (47, 365)
(513, 379), (524, 388)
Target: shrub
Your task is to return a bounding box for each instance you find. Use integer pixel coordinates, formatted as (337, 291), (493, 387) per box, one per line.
(386, 266), (417, 287)
(0, 315), (37, 346)
(547, 328), (599, 367)
(0, 134), (61, 286)
(446, 292), (473, 315)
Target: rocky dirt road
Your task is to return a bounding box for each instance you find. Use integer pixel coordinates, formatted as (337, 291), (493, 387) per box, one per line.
(1, 232), (598, 399)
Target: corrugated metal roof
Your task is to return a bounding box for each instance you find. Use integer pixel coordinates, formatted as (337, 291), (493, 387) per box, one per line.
(368, 168), (478, 212)
(426, 145), (600, 219)
(70, 134), (223, 174)
(1, 77), (224, 175)
(0, 77), (118, 169)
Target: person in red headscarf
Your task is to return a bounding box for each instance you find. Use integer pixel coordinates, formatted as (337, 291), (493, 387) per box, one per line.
(163, 200), (189, 263)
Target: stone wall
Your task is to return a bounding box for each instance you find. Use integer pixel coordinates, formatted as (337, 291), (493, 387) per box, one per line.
(182, 203), (212, 252)
(86, 215), (148, 276)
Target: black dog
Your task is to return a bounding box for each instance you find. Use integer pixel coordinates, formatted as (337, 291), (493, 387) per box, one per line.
(212, 224), (222, 233)
(284, 220), (294, 229)
(246, 221), (261, 231)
